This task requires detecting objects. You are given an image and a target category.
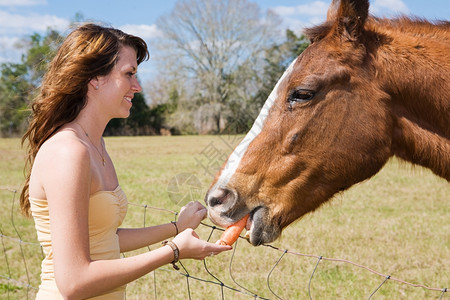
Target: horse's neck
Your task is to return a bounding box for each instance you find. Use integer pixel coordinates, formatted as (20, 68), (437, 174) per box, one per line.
(374, 20), (450, 180)
(375, 20), (450, 132)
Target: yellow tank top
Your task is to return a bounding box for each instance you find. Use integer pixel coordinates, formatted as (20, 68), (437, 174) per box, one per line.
(29, 186), (128, 299)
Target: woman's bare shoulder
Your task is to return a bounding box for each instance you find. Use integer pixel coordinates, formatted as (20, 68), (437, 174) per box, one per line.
(30, 127), (91, 197)
(38, 127), (88, 161)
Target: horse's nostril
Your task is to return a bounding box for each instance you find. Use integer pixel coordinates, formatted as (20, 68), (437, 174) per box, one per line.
(207, 187), (234, 208)
(207, 187), (228, 207)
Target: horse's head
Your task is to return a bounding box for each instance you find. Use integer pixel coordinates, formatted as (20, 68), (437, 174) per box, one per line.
(206, 0), (394, 245)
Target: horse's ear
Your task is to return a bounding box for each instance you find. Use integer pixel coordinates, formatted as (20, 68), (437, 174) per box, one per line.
(331, 0), (369, 41)
(326, 0), (341, 21)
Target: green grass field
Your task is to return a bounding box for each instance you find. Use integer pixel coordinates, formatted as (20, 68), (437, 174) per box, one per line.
(1, 136), (448, 299)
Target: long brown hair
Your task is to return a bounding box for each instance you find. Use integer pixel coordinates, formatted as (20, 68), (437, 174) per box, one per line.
(20, 23), (149, 216)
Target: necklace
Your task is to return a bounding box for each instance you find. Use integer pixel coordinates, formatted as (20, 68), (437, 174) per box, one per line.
(76, 122), (106, 166)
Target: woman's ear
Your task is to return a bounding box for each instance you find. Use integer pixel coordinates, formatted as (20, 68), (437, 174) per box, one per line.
(89, 77), (99, 90)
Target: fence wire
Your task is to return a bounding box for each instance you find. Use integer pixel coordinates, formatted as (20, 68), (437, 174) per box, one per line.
(1, 187), (448, 299)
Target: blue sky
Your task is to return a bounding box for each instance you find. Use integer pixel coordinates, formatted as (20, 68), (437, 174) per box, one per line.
(0, 0), (448, 82)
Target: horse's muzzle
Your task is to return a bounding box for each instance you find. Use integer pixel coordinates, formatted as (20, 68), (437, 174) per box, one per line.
(205, 186), (248, 227)
(205, 186), (281, 246)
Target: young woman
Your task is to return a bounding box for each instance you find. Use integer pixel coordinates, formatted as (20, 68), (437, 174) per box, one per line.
(20, 23), (231, 299)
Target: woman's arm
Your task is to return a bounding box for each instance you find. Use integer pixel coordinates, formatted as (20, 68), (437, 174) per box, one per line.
(117, 201), (207, 252)
(117, 222), (177, 252)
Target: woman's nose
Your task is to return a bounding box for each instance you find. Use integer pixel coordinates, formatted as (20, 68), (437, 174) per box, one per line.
(132, 78), (142, 93)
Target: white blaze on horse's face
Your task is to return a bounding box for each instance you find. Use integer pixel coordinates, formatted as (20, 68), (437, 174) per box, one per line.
(213, 58), (297, 191)
(206, 58), (297, 229)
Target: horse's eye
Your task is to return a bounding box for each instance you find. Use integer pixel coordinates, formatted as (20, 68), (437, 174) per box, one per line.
(289, 89), (315, 104)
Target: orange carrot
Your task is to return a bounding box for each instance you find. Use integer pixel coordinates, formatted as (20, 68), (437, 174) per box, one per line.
(215, 215), (249, 246)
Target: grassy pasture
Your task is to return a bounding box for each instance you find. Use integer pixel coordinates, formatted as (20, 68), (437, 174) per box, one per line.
(0, 136), (448, 299)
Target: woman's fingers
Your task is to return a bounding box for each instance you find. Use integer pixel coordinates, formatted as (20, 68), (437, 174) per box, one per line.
(182, 201), (204, 212)
(195, 205), (207, 219)
(177, 201), (207, 231)
(198, 242), (232, 260)
(206, 243), (232, 254)
(190, 201), (207, 218)
(173, 229), (232, 260)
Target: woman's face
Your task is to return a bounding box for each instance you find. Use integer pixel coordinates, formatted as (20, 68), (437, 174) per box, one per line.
(96, 46), (142, 119)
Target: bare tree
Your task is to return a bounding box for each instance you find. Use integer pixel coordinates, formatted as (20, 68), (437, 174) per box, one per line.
(154, 0), (281, 133)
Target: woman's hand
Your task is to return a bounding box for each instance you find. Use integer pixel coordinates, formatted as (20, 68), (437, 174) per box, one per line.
(176, 201), (207, 232)
(172, 229), (232, 260)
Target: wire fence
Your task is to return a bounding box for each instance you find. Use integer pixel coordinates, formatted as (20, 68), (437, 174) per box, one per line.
(1, 187), (448, 299)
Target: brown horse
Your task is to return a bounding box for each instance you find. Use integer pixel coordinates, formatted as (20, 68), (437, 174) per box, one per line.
(205, 0), (449, 246)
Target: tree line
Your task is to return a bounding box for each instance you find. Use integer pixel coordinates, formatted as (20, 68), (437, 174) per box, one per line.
(0, 0), (309, 137)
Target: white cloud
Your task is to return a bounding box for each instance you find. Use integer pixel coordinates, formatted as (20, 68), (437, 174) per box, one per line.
(119, 24), (164, 40)
(270, 1), (328, 31)
(370, 0), (409, 16)
(0, 0), (47, 6)
(0, 35), (19, 45)
(0, 36), (24, 63)
(272, 1), (329, 17)
(0, 10), (69, 35)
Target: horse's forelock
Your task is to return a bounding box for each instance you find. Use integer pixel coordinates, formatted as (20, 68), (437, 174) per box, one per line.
(304, 22), (334, 43)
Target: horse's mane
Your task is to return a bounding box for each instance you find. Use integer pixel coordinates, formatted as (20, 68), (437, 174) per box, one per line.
(372, 17), (450, 40)
(304, 16), (450, 43)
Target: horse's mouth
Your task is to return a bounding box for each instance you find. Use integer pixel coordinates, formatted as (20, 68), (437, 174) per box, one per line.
(205, 185), (282, 246)
(207, 204), (281, 246)
(245, 206), (281, 246)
